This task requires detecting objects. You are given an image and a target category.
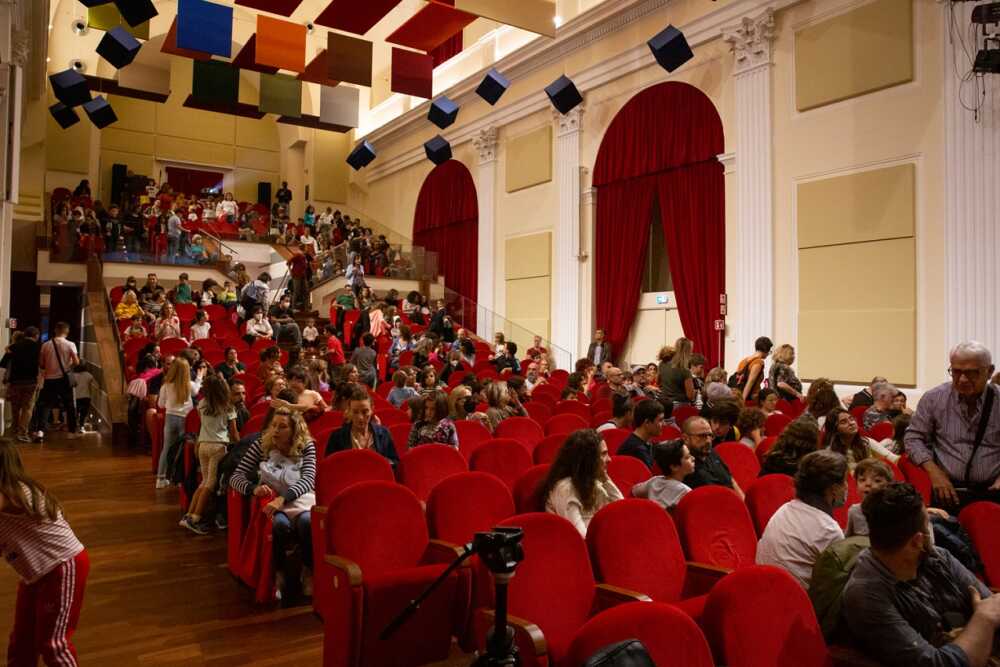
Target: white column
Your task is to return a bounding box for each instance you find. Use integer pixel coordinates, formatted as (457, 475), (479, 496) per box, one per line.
(473, 126), (499, 340)
(944, 4), (1000, 362)
(552, 104), (585, 366)
(722, 10), (775, 360)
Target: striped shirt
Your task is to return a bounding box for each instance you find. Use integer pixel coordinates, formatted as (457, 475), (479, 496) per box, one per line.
(904, 382), (1000, 485)
(230, 437), (316, 503)
(0, 486), (84, 583)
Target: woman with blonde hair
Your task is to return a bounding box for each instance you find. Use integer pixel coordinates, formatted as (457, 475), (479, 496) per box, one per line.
(769, 344), (804, 402)
(229, 408), (317, 600)
(154, 302), (183, 341)
(483, 380), (526, 432)
(114, 290), (144, 320)
(448, 384), (475, 420)
(155, 357), (205, 488)
(660, 337), (696, 405)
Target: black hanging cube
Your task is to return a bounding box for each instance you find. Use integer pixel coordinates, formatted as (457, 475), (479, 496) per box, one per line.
(113, 0), (158, 27)
(346, 140), (376, 171)
(49, 69), (91, 107)
(545, 75), (583, 115)
(428, 96), (460, 130)
(475, 68), (509, 106)
(424, 135), (452, 165)
(97, 26), (142, 69)
(78, 0), (113, 6)
(83, 96), (118, 129)
(647, 25), (693, 73)
(49, 102), (80, 129)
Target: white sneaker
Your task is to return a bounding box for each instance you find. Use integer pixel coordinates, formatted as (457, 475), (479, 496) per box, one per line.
(274, 571), (285, 601)
(34, 431), (44, 439)
(76, 427), (86, 434)
(155, 477), (170, 489)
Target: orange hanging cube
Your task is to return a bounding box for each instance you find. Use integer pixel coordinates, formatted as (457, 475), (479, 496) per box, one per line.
(255, 15), (306, 73)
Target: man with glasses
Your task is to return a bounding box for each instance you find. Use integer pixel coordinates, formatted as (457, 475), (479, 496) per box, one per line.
(905, 341), (999, 508)
(682, 416), (744, 500)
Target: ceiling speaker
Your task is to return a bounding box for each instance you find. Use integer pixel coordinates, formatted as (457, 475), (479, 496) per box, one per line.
(424, 135), (452, 165)
(346, 140), (377, 171)
(545, 75), (582, 115)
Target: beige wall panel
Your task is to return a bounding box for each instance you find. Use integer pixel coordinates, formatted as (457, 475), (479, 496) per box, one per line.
(621, 308), (686, 368)
(107, 95), (157, 134)
(505, 232), (551, 280)
(101, 128), (155, 156)
(155, 135), (235, 167)
(795, 0), (913, 111)
(798, 309), (916, 384)
(233, 168), (279, 204)
(235, 146), (280, 172)
(505, 126), (552, 193)
(313, 131), (351, 204)
(800, 238), (915, 311)
(507, 318), (552, 353)
(798, 164), (914, 249)
(236, 116), (281, 152)
(46, 90), (91, 175)
(155, 104), (236, 145)
(506, 276), (551, 319)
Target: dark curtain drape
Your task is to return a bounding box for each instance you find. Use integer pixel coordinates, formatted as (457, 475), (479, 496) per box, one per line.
(413, 160), (478, 329)
(593, 82), (726, 369)
(165, 167), (224, 196)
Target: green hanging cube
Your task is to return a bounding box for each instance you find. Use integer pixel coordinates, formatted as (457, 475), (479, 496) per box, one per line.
(88, 4), (150, 40)
(192, 60), (239, 107)
(259, 73), (302, 118)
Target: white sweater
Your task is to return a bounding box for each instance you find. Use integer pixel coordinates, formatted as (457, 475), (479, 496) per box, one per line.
(545, 477), (623, 537)
(157, 379), (202, 418)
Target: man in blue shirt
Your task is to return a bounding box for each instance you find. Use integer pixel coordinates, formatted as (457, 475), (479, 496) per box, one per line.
(618, 399), (664, 468)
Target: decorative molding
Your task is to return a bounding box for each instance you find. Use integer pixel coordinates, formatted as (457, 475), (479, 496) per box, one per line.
(554, 104), (585, 137)
(721, 8), (775, 75)
(552, 103), (585, 358)
(717, 151), (736, 175)
(473, 126), (499, 164)
(365, 0), (799, 182)
(10, 29), (29, 68)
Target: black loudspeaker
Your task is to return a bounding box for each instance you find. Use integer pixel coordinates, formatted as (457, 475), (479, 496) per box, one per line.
(424, 135), (452, 165)
(78, 0), (113, 6)
(545, 75), (583, 115)
(114, 0), (158, 27)
(49, 102), (80, 129)
(476, 68), (509, 105)
(111, 163), (128, 204)
(647, 25), (693, 73)
(346, 140), (377, 171)
(97, 26), (141, 69)
(428, 96), (459, 130)
(83, 96), (118, 129)
(49, 69), (90, 108)
(258, 182), (272, 205)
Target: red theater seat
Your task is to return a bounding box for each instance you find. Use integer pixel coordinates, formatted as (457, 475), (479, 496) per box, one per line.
(715, 442), (762, 492)
(397, 445), (468, 503)
(495, 417), (544, 449)
(469, 439), (533, 490)
(745, 474), (796, 537)
(512, 465), (549, 514)
(544, 413), (588, 436)
(674, 486), (758, 571)
(605, 456), (651, 498)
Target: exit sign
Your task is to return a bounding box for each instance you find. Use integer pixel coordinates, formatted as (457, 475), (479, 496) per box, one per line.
(655, 294), (670, 305)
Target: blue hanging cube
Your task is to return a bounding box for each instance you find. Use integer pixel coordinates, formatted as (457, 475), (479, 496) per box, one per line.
(177, 0), (233, 58)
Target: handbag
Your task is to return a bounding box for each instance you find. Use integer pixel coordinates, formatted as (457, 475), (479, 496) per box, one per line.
(51, 339), (77, 388)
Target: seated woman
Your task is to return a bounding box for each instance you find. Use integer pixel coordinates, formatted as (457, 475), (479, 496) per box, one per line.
(823, 407), (899, 468)
(447, 385), (476, 422)
(483, 380), (527, 433)
(755, 450), (847, 589)
(256, 375), (288, 407)
(325, 387), (399, 467)
(539, 429), (623, 537)
(229, 408), (316, 600)
(114, 290), (144, 320)
(560, 372), (587, 401)
(761, 420), (821, 476)
(736, 408), (766, 449)
(271, 366), (328, 421)
(406, 390), (459, 449)
(189, 310), (211, 341)
(387, 370), (419, 409)
(631, 440), (695, 511)
(795, 382), (840, 430)
(758, 388), (781, 417)
(416, 366), (442, 393)
(154, 302), (183, 341)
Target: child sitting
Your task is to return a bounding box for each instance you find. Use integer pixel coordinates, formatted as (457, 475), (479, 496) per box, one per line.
(846, 458), (949, 537)
(218, 281), (237, 307)
(190, 310), (211, 341)
(125, 314), (147, 339)
(631, 440), (696, 511)
(302, 317), (319, 349)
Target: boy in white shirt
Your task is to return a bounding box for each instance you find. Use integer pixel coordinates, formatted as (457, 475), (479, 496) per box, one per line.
(632, 440), (695, 510)
(302, 318), (319, 350)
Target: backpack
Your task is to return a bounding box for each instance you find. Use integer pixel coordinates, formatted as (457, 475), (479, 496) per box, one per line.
(728, 357), (754, 391)
(808, 536), (871, 642)
(931, 514), (984, 576)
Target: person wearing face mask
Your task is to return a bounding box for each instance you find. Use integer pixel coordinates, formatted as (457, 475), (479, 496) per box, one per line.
(843, 482), (1000, 667)
(755, 450), (848, 589)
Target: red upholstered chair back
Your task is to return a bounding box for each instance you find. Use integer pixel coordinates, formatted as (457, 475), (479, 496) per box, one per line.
(745, 474), (796, 536)
(548, 369), (570, 388)
(703, 565), (832, 667)
(868, 421), (894, 441)
(496, 513), (597, 663)
(544, 413), (589, 436)
(469, 439), (533, 489)
(311, 410), (344, 432)
(495, 417), (544, 448)
(456, 419), (495, 461)
(512, 464), (550, 513)
(599, 428), (631, 454)
(674, 486), (757, 570)
(754, 436), (778, 466)
(673, 405), (700, 427)
(587, 499), (686, 602)
(554, 400), (591, 420)
(376, 407), (410, 426)
(567, 603), (714, 667)
(426, 471), (515, 545)
(315, 449), (394, 506)
(850, 405), (868, 426)
(389, 423), (412, 457)
(531, 384), (562, 404)
(898, 454), (932, 505)
(606, 456), (651, 498)
(959, 502), (1000, 587)
(328, 481), (429, 577)
(764, 413), (791, 437)
(160, 337), (188, 356)
(532, 433), (567, 465)
(524, 402), (552, 424)
(397, 445), (468, 502)
(657, 424), (682, 442)
(715, 442), (762, 492)
(832, 474), (861, 530)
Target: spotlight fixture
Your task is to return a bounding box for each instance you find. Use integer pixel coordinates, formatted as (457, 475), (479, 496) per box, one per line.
(306, 22), (315, 34)
(69, 58), (87, 73)
(71, 18), (89, 36)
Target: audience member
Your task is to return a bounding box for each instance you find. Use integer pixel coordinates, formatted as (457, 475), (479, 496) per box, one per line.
(737, 408), (766, 449)
(114, 291), (144, 320)
(349, 333), (378, 388)
(483, 381), (527, 432)
(230, 379), (250, 432)
(682, 416), (744, 499)
(154, 303), (182, 341)
(824, 406), (899, 469)
(617, 399), (664, 468)
(863, 383), (898, 431)
(762, 420), (821, 476)
(189, 310), (211, 341)
(732, 336), (773, 402)
(3, 326), (41, 442)
(658, 337), (697, 406)
(847, 376), (888, 411)
(586, 329), (612, 369)
(797, 384), (841, 430)
(325, 388), (399, 467)
(268, 295), (302, 347)
(407, 390), (459, 449)
(596, 394), (634, 433)
(769, 343), (804, 402)
(215, 347), (245, 381)
(759, 387), (781, 416)
(30, 322), (80, 442)
(540, 429), (623, 537)
(631, 440), (695, 510)
(156, 358), (205, 488)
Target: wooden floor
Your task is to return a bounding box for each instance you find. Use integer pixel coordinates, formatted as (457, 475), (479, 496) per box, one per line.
(0, 432), (325, 665)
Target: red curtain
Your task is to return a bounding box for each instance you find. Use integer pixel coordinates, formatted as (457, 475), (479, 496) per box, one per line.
(593, 82), (726, 369)
(431, 32), (463, 68)
(413, 160), (478, 328)
(165, 167), (224, 196)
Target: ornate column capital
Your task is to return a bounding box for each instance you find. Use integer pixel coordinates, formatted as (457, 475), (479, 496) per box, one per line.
(722, 8), (775, 75)
(10, 29), (30, 68)
(473, 126), (499, 165)
(554, 103), (585, 137)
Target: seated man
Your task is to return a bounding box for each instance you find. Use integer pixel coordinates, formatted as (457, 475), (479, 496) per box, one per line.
(682, 416), (744, 499)
(268, 294), (302, 347)
(862, 382), (897, 431)
(617, 398), (663, 468)
(843, 482), (1000, 667)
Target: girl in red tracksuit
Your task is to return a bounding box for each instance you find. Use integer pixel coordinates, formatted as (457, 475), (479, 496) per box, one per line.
(0, 443), (88, 666)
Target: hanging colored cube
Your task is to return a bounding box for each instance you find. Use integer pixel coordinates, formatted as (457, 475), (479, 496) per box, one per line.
(88, 4), (150, 40)
(391, 48), (433, 99)
(177, 0), (233, 58)
(327, 33), (372, 87)
(260, 73), (302, 118)
(320, 85), (359, 128)
(192, 60), (239, 107)
(255, 15), (306, 73)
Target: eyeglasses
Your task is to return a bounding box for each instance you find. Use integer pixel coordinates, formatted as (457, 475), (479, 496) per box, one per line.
(948, 367), (986, 380)
(687, 432), (714, 440)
